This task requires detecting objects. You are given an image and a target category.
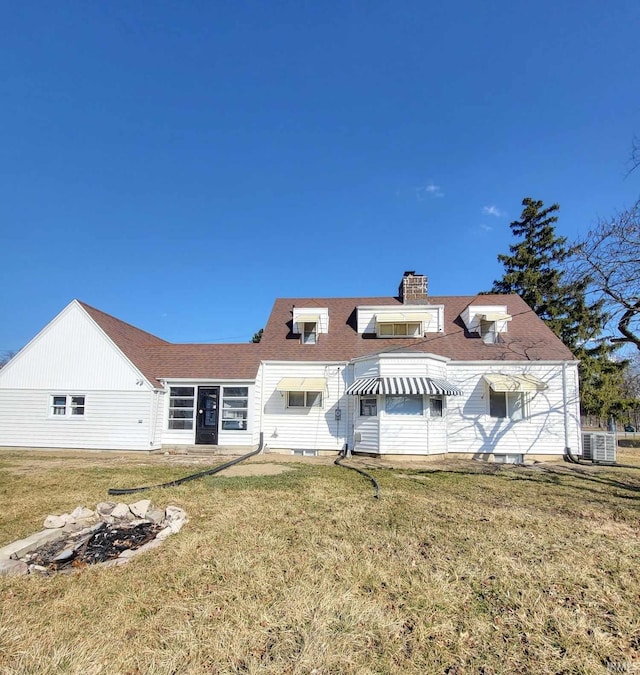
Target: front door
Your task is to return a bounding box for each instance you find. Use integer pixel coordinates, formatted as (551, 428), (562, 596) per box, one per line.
(196, 387), (220, 445)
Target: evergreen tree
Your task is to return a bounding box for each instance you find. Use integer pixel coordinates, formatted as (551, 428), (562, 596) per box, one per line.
(491, 197), (626, 419)
(251, 328), (263, 343)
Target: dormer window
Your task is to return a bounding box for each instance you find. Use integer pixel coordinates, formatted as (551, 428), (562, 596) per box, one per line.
(302, 321), (317, 344)
(292, 308), (329, 344)
(460, 306), (512, 343)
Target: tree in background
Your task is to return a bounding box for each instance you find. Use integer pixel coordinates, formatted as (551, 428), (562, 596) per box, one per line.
(0, 350), (16, 369)
(491, 197), (627, 421)
(251, 328), (263, 343)
(571, 200), (640, 353)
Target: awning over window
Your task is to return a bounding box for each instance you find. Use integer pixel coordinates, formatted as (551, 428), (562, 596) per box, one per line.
(294, 314), (320, 324)
(481, 313), (512, 322)
(346, 377), (463, 396)
(483, 373), (547, 392)
(376, 312), (431, 323)
(276, 377), (327, 392)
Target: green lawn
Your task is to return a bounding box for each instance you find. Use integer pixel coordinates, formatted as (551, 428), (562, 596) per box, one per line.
(1, 450), (639, 674)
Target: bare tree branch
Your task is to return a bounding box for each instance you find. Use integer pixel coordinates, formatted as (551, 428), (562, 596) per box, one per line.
(572, 200), (640, 351)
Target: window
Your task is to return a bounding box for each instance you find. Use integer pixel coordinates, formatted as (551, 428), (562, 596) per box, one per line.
(222, 387), (249, 430)
(169, 387), (195, 430)
(429, 397), (443, 417)
(378, 322), (421, 338)
(489, 390), (526, 420)
(287, 391), (323, 408)
(385, 395), (423, 415)
(360, 397), (377, 417)
(51, 394), (85, 417)
(480, 319), (499, 344)
(302, 322), (318, 344)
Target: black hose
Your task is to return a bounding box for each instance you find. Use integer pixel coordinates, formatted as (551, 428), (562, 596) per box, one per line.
(334, 449), (380, 499)
(108, 433), (264, 495)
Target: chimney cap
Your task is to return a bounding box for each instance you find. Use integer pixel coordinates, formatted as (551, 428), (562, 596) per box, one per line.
(403, 270), (417, 277)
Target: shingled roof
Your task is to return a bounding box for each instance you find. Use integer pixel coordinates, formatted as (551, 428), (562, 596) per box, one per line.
(258, 294), (575, 362)
(79, 290), (574, 388)
(79, 301), (261, 386)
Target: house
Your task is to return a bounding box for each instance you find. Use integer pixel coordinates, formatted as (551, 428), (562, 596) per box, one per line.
(0, 272), (582, 461)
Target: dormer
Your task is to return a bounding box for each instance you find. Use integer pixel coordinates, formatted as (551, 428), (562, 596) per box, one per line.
(292, 307), (329, 344)
(356, 305), (444, 336)
(461, 305), (512, 344)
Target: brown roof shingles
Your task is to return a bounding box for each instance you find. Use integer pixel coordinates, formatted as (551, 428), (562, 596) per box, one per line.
(79, 292), (574, 388)
(78, 301), (261, 386)
(258, 295), (575, 362)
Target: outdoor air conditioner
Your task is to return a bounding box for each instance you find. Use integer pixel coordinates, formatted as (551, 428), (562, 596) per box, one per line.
(581, 432), (616, 463)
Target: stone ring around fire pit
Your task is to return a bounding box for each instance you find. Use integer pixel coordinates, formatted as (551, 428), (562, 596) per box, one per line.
(0, 500), (188, 576)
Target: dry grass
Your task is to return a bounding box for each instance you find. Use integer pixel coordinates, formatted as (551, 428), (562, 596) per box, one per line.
(1, 450), (639, 674)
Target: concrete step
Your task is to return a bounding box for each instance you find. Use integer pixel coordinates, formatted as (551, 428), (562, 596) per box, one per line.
(161, 445), (253, 457)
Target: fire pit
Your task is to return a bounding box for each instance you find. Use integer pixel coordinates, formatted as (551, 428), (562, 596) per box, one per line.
(0, 500), (188, 576)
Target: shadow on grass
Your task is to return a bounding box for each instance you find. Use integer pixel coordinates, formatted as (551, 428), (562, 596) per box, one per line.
(399, 462), (640, 503)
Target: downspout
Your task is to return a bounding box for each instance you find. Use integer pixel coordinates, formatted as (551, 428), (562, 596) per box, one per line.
(148, 387), (162, 450)
(258, 363), (265, 454)
(562, 362), (572, 458)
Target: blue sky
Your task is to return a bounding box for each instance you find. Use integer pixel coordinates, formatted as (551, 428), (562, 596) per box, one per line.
(2, 1), (639, 351)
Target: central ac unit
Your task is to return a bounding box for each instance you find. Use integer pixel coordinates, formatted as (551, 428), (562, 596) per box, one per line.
(582, 432), (616, 463)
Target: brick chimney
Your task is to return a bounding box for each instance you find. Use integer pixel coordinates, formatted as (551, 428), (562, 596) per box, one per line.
(398, 271), (428, 304)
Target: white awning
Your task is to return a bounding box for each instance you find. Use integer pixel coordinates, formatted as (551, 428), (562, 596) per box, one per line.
(276, 377), (327, 392)
(376, 312), (431, 323)
(483, 373), (547, 392)
(482, 313), (512, 322)
(346, 377), (463, 396)
(294, 314), (320, 324)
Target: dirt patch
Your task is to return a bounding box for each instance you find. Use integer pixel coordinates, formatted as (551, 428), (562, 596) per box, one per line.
(216, 463), (293, 477)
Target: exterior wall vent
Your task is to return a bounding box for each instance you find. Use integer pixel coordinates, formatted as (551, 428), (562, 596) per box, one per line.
(581, 432), (616, 463)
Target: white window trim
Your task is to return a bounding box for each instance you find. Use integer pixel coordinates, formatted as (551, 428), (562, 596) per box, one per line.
(286, 391), (324, 409)
(50, 394), (86, 419)
(359, 396), (378, 417)
(221, 386), (249, 431)
(168, 386), (195, 431)
(488, 389), (529, 421)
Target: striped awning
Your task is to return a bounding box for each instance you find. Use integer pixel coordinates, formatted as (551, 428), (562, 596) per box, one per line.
(346, 377), (463, 396)
(483, 373), (547, 392)
(277, 377), (327, 392)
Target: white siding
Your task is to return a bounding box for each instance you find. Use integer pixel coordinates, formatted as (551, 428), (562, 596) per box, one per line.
(354, 413), (379, 452)
(0, 302), (149, 392)
(446, 362), (580, 456)
(262, 363), (348, 452)
(379, 407), (430, 455)
(0, 389), (156, 450)
(378, 356), (448, 378)
(353, 358), (379, 379)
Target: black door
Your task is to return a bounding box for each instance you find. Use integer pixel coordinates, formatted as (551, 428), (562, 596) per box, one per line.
(196, 387), (219, 445)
